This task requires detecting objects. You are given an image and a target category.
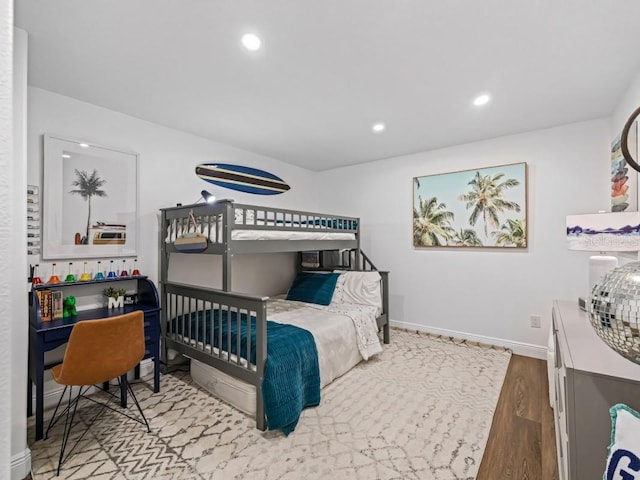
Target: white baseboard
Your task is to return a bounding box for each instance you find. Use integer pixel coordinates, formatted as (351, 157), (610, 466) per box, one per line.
(390, 320), (547, 360)
(11, 448), (31, 480)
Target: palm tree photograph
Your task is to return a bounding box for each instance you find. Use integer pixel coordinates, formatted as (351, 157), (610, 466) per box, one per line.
(69, 169), (107, 244)
(413, 196), (455, 246)
(413, 162), (527, 248)
(43, 135), (139, 259)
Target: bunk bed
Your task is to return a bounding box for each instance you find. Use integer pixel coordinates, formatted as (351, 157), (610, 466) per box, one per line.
(159, 199), (390, 433)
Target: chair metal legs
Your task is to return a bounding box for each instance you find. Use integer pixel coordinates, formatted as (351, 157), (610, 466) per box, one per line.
(124, 378), (151, 433)
(44, 380), (150, 476)
(46, 386), (101, 477)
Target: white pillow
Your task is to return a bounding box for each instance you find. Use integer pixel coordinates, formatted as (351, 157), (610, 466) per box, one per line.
(604, 403), (640, 479)
(331, 271), (382, 310)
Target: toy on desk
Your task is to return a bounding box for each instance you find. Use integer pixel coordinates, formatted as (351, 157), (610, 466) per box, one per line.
(107, 260), (117, 278)
(104, 287), (126, 309)
(31, 264), (42, 285)
(62, 296), (77, 318)
(94, 260), (105, 280)
(64, 262), (76, 282)
(79, 261), (92, 281)
(131, 259), (141, 276)
(47, 263), (60, 284)
(120, 259), (128, 277)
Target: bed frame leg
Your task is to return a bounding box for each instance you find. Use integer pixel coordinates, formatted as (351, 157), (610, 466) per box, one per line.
(256, 392), (266, 431)
(383, 323), (390, 344)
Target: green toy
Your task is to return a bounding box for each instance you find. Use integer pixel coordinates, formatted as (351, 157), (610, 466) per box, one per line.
(63, 296), (77, 318)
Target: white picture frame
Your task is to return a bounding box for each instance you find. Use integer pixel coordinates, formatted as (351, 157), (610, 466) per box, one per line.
(42, 134), (139, 260)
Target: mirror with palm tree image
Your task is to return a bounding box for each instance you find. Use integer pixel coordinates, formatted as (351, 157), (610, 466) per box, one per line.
(413, 162), (527, 248)
(42, 134), (138, 260)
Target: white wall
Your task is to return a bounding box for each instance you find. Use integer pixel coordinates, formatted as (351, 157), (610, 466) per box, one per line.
(0, 2), (13, 478)
(27, 87), (320, 287)
(168, 252), (297, 296)
(612, 72), (640, 137)
(10, 28), (29, 480)
(318, 119), (611, 355)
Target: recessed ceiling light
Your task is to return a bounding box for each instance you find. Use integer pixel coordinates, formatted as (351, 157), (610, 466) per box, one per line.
(61, 154), (71, 158)
(372, 123), (386, 133)
(473, 94), (491, 107)
(78, 143), (89, 148)
(242, 33), (261, 51)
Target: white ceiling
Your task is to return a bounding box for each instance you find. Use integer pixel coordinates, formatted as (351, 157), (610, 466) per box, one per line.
(15, 1), (640, 171)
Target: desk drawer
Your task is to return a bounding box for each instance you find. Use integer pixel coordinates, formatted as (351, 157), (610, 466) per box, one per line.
(43, 327), (73, 346)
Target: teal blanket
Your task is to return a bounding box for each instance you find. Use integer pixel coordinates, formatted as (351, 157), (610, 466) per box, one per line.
(174, 311), (320, 435)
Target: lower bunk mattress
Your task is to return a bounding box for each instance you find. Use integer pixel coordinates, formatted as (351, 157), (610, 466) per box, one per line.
(188, 297), (379, 418)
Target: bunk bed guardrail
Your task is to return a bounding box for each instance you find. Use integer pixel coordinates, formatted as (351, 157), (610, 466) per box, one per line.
(164, 201), (357, 236)
(162, 282), (268, 430)
(161, 200), (361, 259)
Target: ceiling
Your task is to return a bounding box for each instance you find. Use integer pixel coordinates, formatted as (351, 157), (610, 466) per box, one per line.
(15, 1), (640, 171)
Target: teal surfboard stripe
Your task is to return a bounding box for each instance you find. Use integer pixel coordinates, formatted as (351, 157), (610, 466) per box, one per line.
(196, 164), (290, 195)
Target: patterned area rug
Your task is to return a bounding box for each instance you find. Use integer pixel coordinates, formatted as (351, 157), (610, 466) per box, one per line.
(28, 330), (511, 480)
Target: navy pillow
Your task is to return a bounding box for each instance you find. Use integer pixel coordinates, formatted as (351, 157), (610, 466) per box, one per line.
(286, 272), (341, 306)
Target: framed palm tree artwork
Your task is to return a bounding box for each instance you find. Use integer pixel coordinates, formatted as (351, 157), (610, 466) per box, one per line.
(42, 134), (139, 260)
(413, 162), (527, 248)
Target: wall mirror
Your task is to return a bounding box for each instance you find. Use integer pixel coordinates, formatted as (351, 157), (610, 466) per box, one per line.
(42, 134), (139, 260)
(621, 106), (640, 174)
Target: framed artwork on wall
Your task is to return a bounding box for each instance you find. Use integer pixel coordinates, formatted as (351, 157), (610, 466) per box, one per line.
(42, 134), (139, 260)
(612, 125), (638, 212)
(413, 162), (527, 248)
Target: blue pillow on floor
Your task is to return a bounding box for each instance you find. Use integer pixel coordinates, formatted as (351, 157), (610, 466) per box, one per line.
(286, 272), (341, 306)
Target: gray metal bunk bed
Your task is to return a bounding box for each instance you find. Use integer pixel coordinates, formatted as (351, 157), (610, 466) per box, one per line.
(159, 199), (390, 431)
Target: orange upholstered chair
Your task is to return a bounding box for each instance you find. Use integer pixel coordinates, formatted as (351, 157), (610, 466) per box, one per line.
(45, 311), (151, 475)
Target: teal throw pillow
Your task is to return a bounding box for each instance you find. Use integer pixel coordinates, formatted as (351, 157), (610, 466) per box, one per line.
(286, 272), (340, 306)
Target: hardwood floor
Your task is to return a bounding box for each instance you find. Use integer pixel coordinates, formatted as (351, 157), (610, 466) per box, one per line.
(477, 354), (559, 480)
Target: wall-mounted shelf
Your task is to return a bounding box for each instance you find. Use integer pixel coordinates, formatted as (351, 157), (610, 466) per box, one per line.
(27, 185), (40, 256)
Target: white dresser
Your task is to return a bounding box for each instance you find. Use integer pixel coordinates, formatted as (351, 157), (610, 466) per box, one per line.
(551, 300), (640, 479)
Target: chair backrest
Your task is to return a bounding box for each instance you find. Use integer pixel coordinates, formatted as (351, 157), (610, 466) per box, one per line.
(55, 311), (145, 386)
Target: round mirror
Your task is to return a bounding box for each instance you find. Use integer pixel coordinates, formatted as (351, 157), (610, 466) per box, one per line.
(621, 105), (640, 173)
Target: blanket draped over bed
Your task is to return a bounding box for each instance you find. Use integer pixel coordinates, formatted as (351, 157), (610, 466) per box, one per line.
(174, 311), (320, 435)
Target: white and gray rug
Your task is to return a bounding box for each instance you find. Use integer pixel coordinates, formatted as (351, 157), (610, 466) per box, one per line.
(28, 330), (511, 480)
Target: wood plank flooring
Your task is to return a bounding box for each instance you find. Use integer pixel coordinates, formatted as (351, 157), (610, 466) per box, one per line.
(477, 354), (559, 480)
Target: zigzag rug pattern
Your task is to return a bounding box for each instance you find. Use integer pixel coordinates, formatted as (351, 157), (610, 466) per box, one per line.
(28, 330), (511, 479)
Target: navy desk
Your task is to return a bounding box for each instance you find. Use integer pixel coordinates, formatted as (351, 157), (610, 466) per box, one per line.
(28, 276), (161, 441)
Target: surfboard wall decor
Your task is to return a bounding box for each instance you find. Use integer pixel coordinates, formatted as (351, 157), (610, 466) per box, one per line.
(196, 163), (291, 195)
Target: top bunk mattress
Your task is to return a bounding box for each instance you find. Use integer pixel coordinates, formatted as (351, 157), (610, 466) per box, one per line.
(166, 226), (355, 242)
(230, 230), (354, 241)
(164, 206), (357, 243)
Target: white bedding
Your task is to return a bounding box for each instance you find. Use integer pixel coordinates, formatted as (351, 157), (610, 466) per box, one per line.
(166, 227), (355, 243)
(267, 298), (373, 387)
(230, 230), (355, 241)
